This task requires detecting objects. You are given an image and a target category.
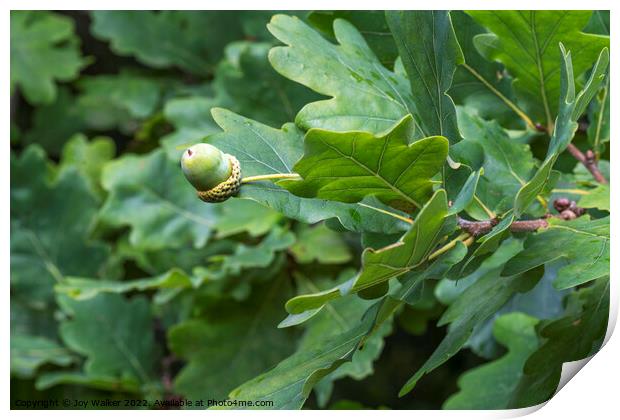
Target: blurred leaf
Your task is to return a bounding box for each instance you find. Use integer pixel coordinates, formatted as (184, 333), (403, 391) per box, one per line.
(268, 14), (418, 134)
(214, 199), (282, 239)
(502, 216), (609, 289)
(91, 11), (245, 75)
(290, 224), (351, 265)
(216, 227), (295, 276)
(76, 73), (163, 131)
(169, 275), (297, 401)
(59, 134), (116, 198)
(59, 294), (157, 384)
(204, 108), (410, 234)
(467, 11), (609, 126)
(56, 269), (193, 300)
(465, 259), (569, 359)
(509, 277), (609, 408)
(11, 146), (111, 308)
(23, 88), (88, 155)
(578, 184), (609, 211)
(11, 335), (75, 379)
(36, 371), (140, 394)
(280, 115), (448, 211)
(386, 11), (463, 143)
(11, 11), (87, 104)
(161, 96), (222, 158)
(399, 264), (543, 396)
(444, 313), (539, 409)
(99, 149), (217, 250)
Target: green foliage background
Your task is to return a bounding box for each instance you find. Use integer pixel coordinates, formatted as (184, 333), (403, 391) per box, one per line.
(11, 10), (610, 410)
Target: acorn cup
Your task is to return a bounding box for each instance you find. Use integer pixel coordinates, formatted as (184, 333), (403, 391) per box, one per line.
(181, 143), (241, 203)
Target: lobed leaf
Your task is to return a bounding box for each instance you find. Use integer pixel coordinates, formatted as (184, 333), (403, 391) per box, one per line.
(280, 115), (448, 211)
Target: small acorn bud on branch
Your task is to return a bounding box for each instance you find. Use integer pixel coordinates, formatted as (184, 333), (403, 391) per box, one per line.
(181, 143), (241, 203)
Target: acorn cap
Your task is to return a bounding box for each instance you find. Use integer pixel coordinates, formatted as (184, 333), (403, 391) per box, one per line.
(181, 143), (232, 191)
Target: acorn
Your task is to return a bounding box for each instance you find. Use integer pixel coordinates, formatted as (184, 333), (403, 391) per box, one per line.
(181, 143), (241, 203)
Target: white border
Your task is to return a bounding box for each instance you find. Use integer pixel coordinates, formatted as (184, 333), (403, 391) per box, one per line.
(4, 2), (618, 419)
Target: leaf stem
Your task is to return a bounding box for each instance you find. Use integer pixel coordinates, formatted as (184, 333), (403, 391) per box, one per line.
(357, 203), (414, 225)
(462, 63), (536, 130)
(428, 232), (471, 261)
(241, 173), (301, 184)
(473, 195), (496, 219)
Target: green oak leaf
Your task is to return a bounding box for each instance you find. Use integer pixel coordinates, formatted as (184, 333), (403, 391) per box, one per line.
(215, 227), (296, 276)
(23, 88), (88, 155)
(509, 277), (609, 408)
(90, 11), (245, 75)
(587, 76), (609, 156)
(448, 168), (483, 215)
(35, 371), (140, 394)
(214, 198), (283, 239)
(56, 269), (193, 301)
(215, 41), (320, 128)
(290, 223), (352, 264)
(457, 108), (535, 214)
(99, 149), (218, 250)
(76, 73), (163, 126)
(578, 184), (609, 211)
(464, 260), (569, 360)
(169, 275), (297, 402)
(307, 11), (398, 68)
(162, 42), (319, 159)
(467, 11), (609, 128)
(449, 11), (517, 126)
(161, 96), (222, 159)
(203, 108), (410, 234)
(284, 190), (450, 318)
(267, 14), (419, 134)
(399, 265), (544, 396)
(59, 294), (157, 384)
(221, 299), (385, 409)
(395, 243), (468, 306)
(11, 335), (75, 379)
(502, 216), (609, 289)
(296, 272), (392, 407)
(11, 11), (88, 105)
(59, 134), (116, 199)
(443, 313), (539, 409)
(280, 115), (448, 211)
(11, 146), (111, 308)
(386, 11), (463, 143)
(585, 11), (609, 35)
(513, 46), (608, 217)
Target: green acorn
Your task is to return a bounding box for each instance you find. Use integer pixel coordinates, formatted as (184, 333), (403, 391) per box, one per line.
(181, 143), (242, 203)
(181, 143), (232, 191)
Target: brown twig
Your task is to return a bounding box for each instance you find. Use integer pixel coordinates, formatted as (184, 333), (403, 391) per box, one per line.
(456, 197), (587, 237)
(457, 217), (549, 237)
(566, 144), (608, 184)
